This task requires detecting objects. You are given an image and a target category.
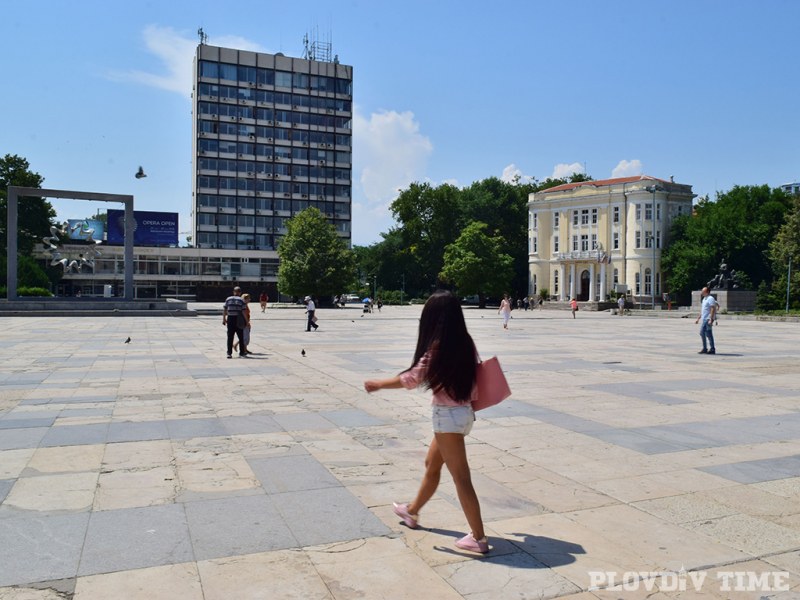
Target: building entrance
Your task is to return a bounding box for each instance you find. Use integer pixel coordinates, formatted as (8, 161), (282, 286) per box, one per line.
(580, 270), (590, 301)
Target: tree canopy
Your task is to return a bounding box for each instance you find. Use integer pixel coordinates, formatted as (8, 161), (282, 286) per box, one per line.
(439, 221), (513, 305)
(662, 185), (793, 302)
(277, 207), (356, 299)
(0, 154), (55, 255)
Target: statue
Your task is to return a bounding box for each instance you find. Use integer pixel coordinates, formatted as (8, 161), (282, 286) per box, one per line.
(706, 259), (741, 290)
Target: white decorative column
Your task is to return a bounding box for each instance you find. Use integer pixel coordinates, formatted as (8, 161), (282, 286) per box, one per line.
(559, 264), (567, 301)
(600, 262), (607, 301)
(569, 263), (576, 300)
(589, 263), (595, 301)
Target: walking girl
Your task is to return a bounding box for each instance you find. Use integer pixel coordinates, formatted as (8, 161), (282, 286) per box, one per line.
(363, 290), (489, 553)
(498, 293), (512, 329)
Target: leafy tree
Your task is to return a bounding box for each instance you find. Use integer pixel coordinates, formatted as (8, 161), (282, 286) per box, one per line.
(662, 185), (792, 303)
(461, 177), (534, 296)
(440, 221), (513, 307)
(0, 154), (55, 255)
(390, 182), (463, 291)
(765, 196), (800, 310)
(277, 207), (356, 299)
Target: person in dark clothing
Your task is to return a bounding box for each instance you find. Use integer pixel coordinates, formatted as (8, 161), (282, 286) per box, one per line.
(223, 286), (247, 358)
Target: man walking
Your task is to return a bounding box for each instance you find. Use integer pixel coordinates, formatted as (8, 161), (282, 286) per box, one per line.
(223, 286), (247, 358)
(618, 294), (625, 316)
(695, 287), (719, 354)
(304, 295), (319, 331)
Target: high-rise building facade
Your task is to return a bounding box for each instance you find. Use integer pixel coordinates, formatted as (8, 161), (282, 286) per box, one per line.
(191, 43), (353, 252)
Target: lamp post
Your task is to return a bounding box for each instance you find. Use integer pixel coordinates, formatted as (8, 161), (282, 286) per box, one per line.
(645, 184), (664, 309)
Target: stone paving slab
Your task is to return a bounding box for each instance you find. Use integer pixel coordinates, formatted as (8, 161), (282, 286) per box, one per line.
(0, 306), (799, 598)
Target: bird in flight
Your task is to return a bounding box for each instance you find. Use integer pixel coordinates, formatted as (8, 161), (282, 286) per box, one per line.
(135, 166), (147, 179)
(124, 337), (131, 344)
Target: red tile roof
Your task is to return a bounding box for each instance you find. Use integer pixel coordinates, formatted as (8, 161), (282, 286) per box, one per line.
(540, 175), (670, 194)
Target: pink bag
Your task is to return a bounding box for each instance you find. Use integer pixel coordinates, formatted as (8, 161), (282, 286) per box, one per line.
(472, 356), (511, 411)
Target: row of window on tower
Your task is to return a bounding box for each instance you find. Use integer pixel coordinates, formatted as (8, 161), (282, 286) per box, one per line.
(198, 104), (352, 129)
(198, 61), (352, 95)
(197, 85), (351, 111)
(197, 195), (350, 213)
(198, 121), (350, 147)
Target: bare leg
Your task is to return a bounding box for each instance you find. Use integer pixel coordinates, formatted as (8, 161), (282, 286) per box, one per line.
(408, 437), (444, 515)
(434, 432), (485, 540)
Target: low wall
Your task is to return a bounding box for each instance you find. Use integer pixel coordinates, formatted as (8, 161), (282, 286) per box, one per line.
(691, 289), (757, 313)
(0, 297), (193, 317)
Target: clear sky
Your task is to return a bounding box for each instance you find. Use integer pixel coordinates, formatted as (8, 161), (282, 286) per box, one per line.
(2, 0), (798, 246)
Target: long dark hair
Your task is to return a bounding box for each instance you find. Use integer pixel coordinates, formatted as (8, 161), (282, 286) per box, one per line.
(406, 290), (477, 403)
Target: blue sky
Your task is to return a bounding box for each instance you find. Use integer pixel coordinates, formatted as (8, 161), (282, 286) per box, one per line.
(2, 0), (798, 245)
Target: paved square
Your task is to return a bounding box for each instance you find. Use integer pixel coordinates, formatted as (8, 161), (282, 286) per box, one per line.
(1, 305), (799, 598)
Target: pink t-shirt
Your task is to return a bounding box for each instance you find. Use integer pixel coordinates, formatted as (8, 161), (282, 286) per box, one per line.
(399, 353), (476, 406)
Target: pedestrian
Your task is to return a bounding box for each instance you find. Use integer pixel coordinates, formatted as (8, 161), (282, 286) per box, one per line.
(259, 292), (268, 313)
(363, 290), (489, 554)
(234, 293), (252, 355)
(695, 286), (718, 354)
(570, 297), (578, 318)
(305, 295), (319, 331)
(223, 286), (247, 358)
(523, 296), (530, 311)
(617, 294), (625, 316)
(498, 293), (512, 330)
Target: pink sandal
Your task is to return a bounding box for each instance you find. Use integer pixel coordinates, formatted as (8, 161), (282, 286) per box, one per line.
(455, 533), (489, 553)
(392, 502), (418, 529)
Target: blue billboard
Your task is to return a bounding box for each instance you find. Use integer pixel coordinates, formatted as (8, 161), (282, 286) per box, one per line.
(107, 210), (179, 246)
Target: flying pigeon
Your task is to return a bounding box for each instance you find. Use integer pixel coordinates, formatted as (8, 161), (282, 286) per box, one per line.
(301, 349), (306, 357)
(135, 166), (147, 179)
(124, 337), (131, 343)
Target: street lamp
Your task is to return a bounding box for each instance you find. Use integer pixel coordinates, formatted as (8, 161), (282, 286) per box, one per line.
(645, 184), (664, 309)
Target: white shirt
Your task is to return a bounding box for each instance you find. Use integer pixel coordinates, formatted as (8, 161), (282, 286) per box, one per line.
(307, 299), (316, 311)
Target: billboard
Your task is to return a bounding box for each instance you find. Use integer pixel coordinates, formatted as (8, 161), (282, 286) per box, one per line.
(67, 219), (104, 242)
(107, 210), (179, 246)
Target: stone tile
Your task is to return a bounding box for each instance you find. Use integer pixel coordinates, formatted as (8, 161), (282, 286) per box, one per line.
(94, 466), (178, 511)
(184, 494), (297, 560)
(0, 417), (56, 430)
(318, 408), (385, 428)
(39, 424), (109, 448)
(0, 449), (35, 479)
(78, 504), (194, 576)
(198, 549), (332, 600)
(0, 428), (48, 451)
(220, 415), (282, 435)
(0, 479), (13, 503)
(0, 513), (90, 586)
(271, 412), (337, 432)
(248, 454), (342, 494)
(74, 562), (203, 600)
(692, 514), (800, 556)
(24, 445), (104, 475)
(107, 420), (170, 443)
(165, 417), (226, 439)
(2, 472), (98, 513)
(272, 487), (389, 546)
(102, 440), (174, 470)
(633, 493), (738, 524)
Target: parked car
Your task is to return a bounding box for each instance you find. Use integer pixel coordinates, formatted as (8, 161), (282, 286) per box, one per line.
(344, 294), (360, 303)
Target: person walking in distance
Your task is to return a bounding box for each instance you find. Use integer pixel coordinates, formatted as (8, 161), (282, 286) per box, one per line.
(498, 293), (512, 330)
(304, 295), (319, 332)
(570, 297), (578, 319)
(223, 286), (247, 358)
(364, 290), (489, 554)
(259, 292), (268, 313)
(617, 294), (625, 316)
(695, 286), (719, 354)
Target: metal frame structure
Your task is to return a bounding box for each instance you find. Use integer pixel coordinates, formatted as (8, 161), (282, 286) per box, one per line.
(5, 187), (135, 300)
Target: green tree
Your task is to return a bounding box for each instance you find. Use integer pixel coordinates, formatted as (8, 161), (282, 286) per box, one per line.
(0, 154), (55, 255)
(277, 207), (356, 299)
(440, 221), (513, 307)
(766, 196), (800, 310)
(662, 185), (792, 303)
(390, 182), (463, 291)
(461, 177), (535, 296)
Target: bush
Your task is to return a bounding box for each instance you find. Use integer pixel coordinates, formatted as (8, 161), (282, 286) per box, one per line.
(17, 287), (53, 297)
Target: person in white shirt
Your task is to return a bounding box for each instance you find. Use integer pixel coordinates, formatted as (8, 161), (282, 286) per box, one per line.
(695, 287), (719, 354)
(304, 295), (319, 331)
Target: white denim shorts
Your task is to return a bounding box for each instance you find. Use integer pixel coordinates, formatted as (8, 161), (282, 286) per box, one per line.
(432, 404), (475, 435)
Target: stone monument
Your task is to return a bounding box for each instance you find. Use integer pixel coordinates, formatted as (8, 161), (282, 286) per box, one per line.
(692, 259), (756, 312)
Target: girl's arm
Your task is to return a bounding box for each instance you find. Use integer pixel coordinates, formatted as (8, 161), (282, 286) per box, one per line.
(364, 375), (403, 393)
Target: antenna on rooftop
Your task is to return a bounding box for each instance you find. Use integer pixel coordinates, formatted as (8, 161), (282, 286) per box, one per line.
(303, 27), (333, 62)
(198, 28), (208, 45)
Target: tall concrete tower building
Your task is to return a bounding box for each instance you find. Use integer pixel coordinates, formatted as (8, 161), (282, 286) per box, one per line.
(191, 39), (353, 254)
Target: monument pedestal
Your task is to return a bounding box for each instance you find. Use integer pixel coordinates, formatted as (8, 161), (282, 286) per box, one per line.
(691, 289), (756, 313)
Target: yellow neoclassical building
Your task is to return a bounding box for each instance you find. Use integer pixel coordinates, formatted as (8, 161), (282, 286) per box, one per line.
(528, 175), (695, 304)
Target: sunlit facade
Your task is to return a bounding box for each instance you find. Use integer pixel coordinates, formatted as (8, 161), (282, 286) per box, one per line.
(528, 176), (694, 304)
